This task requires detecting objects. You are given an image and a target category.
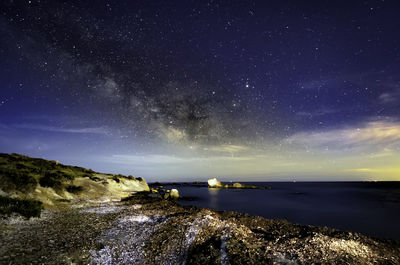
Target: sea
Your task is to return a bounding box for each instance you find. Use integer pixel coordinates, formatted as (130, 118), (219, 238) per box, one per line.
(160, 181), (400, 240)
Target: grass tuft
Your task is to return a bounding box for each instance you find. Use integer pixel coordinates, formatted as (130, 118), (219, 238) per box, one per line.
(0, 196), (42, 219)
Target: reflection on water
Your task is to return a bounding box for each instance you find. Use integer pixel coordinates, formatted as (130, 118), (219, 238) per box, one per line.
(208, 188), (219, 209)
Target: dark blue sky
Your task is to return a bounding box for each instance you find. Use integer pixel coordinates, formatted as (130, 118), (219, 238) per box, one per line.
(1, 0), (399, 180)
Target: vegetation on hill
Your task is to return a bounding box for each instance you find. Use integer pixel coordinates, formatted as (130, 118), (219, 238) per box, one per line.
(0, 153), (149, 218)
(0, 153), (95, 193)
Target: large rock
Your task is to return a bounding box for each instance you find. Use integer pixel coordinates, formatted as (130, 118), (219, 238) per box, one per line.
(170, 189), (179, 199)
(232, 182), (244, 188)
(207, 178), (222, 188)
(206, 178), (268, 189)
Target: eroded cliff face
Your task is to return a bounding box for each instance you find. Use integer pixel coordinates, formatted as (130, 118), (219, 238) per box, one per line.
(0, 153), (149, 210)
(31, 173), (150, 208)
(1, 193), (399, 264)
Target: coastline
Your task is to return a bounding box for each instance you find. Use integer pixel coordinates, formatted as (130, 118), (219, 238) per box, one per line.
(1, 192), (399, 264)
(1, 154), (399, 264)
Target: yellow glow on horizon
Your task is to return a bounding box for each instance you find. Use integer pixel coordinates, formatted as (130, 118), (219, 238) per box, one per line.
(107, 120), (400, 181)
(346, 167), (400, 181)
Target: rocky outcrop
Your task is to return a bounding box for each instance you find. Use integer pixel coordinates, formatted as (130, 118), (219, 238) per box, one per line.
(207, 178), (268, 189)
(170, 189), (179, 199)
(207, 178), (223, 188)
(150, 186), (180, 200)
(1, 193), (399, 264)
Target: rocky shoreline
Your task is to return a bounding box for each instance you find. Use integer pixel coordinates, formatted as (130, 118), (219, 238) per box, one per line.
(1, 154), (400, 264)
(1, 192), (399, 264)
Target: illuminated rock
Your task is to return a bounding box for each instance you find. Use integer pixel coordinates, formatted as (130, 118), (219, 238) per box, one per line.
(170, 189), (179, 199)
(232, 182), (244, 188)
(207, 178), (222, 188)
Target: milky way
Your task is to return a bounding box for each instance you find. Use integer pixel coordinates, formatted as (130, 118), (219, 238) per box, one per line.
(1, 1), (400, 180)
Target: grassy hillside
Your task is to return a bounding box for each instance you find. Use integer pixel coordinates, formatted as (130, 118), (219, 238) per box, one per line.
(0, 153), (95, 193)
(0, 153), (149, 217)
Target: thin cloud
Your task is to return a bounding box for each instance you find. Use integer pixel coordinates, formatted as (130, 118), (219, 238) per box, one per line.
(286, 120), (400, 151)
(296, 108), (339, 117)
(11, 123), (110, 135)
(110, 153), (253, 166)
(207, 144), (248, 153)
(379, 89), (400, 104)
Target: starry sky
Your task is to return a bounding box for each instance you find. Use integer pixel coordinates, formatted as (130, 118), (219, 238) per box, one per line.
(1, 0), (400, 181)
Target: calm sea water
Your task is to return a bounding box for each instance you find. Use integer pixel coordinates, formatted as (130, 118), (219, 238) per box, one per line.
(161, 182), (400, 240)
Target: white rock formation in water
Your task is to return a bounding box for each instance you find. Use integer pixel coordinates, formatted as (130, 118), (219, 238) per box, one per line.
(207, 178), (222, 188)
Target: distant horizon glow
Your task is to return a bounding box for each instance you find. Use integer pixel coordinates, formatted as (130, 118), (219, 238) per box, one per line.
(1, 118), (399, 182)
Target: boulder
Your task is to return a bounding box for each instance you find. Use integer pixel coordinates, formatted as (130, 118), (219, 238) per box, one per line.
(232, 182), (244, 188)
(170, 189), (179, 199)
(207, 178), (223, 188)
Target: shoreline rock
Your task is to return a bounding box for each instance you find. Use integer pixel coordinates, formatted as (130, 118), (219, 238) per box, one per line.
(170, 189), (179, 199)
(150, 186), (180, 200)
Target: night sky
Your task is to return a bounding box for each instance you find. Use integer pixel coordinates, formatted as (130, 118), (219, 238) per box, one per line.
(1, 0), (399, 181)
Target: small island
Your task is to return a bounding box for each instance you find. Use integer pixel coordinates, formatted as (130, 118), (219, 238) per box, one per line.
(207, 177), (270, 189)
